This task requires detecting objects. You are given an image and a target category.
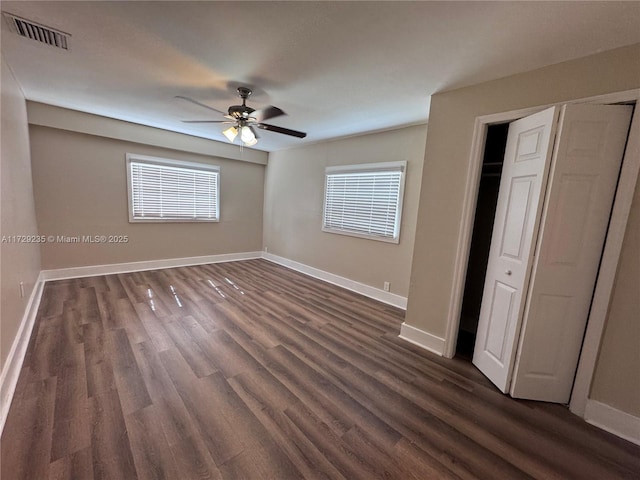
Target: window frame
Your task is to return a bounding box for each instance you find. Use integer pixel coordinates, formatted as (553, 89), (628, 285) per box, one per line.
(322, 161), (407, 244)
(126, 153), (221, 223)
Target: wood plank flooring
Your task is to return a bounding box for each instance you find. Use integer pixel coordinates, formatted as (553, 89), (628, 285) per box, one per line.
(2, 259), (639, 479)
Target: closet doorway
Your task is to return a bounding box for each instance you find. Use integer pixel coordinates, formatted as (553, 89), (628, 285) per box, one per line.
(455, 123), (508, 359)
(454, 103), (633, 404)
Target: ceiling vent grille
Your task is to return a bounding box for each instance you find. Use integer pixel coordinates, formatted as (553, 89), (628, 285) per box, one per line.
(3, 12), (70, 50)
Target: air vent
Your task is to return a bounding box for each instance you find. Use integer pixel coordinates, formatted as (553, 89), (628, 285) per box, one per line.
(3, 12), (70, 50)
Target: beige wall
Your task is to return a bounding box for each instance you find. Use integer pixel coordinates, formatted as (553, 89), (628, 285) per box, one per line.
(264, 125), (427, 297)
(590, 178), (640, 417)
(405, 43), (640, 416)
(1, 57), (41, 370)
(29, 125), (265, 269)
(407, 43), (640, 336)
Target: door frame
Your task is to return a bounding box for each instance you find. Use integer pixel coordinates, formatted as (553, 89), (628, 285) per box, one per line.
(443, 88), (640, 414)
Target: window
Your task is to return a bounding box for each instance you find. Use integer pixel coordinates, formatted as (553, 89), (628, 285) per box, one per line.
(126, 154), (220, 222)
(323, 161), (406, 243)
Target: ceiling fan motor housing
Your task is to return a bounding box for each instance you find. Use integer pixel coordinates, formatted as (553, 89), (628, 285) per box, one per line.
(228, 87), (255, 118)
(228, 105), (255, 119)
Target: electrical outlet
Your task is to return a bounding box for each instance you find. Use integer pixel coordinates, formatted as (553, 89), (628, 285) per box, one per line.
(19, 281), (25, 298)
(383, 281), (390, 292)
(264, 246), (268, 253)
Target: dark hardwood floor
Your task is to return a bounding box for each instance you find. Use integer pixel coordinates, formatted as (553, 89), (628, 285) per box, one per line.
(2, 259), (639, 479)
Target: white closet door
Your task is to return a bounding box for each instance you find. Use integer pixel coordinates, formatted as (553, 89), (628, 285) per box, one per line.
(472, 107), (559, 393)
(510, 104), (633, 402)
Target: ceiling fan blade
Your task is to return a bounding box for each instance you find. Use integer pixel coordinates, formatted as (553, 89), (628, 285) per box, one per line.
(182, 120), (230, 123)
(175, 95), (226, 115)
(257, 123), (307, 138)
(251, 106), (285, 122)
(249, 125), (260, 139)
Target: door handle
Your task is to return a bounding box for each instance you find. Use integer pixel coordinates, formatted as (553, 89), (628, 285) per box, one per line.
(505, 270), (512, 276)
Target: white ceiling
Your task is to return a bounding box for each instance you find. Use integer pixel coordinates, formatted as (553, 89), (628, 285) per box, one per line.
(2, 1), (639, 152)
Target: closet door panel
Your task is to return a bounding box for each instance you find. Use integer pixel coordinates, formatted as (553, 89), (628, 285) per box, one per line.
(473, 107), (559, 393)
(510, 104), (633, 402)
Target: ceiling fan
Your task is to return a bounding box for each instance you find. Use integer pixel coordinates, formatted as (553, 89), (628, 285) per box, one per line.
(176, 87), (307, 147)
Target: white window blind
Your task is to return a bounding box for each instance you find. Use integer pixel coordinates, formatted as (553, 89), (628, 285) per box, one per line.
(323, 161), (406, 243)
(126, 154), (220, 222)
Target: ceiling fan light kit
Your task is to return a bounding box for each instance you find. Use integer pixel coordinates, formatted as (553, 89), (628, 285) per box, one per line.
(179, 86), (306, 148)
(240, 126), (258, 146)
(222, 126), (237, 142)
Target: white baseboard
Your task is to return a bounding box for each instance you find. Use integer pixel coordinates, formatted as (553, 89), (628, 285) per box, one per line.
(399, 322), (445, 356)
(262, 252), (407, 309)
(0, 275), (45, 434)
(40, 251), (263, 281)
(584, 399), (640, 446)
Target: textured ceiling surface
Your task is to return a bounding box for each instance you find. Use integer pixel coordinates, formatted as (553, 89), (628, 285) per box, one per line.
(2, 1), (639, 151)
